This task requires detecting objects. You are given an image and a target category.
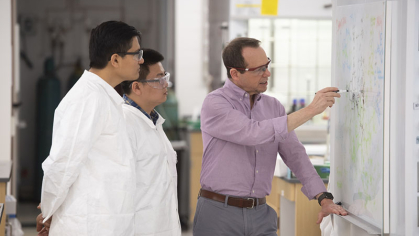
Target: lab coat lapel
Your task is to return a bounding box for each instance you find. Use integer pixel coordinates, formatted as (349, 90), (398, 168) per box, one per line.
(124, 104), (166, 129)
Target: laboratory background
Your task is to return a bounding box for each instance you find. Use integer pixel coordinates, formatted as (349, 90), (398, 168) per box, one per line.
(0, 0), (418, 236)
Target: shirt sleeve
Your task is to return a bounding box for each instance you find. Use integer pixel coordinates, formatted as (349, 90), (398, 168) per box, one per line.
(278, 132), (327, 200)
(200, 94), (289, 146)
(40, 93), (106, 222)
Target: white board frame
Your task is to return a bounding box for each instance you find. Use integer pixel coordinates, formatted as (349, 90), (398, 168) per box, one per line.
(382, 1), (391, 233)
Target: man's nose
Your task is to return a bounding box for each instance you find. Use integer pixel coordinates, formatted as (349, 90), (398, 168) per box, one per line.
(163, 80), (169, 88)
(264, 68), (271, 77)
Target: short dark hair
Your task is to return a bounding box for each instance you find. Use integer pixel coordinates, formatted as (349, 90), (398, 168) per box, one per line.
(222, 37), (261, 79)
(120, 48), (165, 95)
(89, 21), (142, 69)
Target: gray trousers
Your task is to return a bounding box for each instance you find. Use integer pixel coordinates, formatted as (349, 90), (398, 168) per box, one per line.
(193, 196), (278, 236)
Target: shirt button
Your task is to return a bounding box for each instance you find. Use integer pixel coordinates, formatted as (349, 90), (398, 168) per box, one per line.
(256, 150), (259, 153)
(245, 94), (248, 97)
(256, 170), (258, 173)
(252, 190), (255, 193)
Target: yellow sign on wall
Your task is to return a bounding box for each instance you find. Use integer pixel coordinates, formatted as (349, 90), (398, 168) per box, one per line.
(261, 0), (279, 16)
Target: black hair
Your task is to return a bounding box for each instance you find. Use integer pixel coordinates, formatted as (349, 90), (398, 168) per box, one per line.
(222, 37), (261, 79)
(120, 48), (164, 95)
(89, 21), (142, 69)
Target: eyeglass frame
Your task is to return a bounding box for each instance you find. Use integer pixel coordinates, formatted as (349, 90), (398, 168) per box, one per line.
(129, 72), (171, 90)
(226, 58), (271, 74)
(113, 49), (143, 61)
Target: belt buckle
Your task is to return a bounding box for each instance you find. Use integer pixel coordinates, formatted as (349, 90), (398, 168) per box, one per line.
(246, 198), (255, 209)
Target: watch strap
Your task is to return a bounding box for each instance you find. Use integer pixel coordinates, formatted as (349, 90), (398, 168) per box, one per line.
(317, 192), (334, 206)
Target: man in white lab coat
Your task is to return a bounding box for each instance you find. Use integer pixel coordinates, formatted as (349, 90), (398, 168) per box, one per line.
(120, 48), (181, 236)
(37, 21), (144, 236)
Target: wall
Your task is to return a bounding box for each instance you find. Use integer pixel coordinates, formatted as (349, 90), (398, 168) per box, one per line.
(175, 0), (209, 118)
(0, 0), (12, 163)
(414, 3), (419, 234)
(389, 1), (405, 235)
(403, 0), (419, 234)
(16, 0), (168, 200)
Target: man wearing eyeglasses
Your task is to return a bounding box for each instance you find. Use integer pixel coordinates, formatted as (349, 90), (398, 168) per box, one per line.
(120, 49), (181, 236)
(193, 37), (347, 235)
(36, 21), (143, 236)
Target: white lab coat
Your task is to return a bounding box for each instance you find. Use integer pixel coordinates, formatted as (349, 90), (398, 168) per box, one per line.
(41, 71), (136, 236)
(122, 104), (181, 236)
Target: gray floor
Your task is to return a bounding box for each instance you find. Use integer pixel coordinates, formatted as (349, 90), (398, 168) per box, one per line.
(22, 227), (40, 236)
(18, 203), (39, 227)
(18, 202), (193, 236)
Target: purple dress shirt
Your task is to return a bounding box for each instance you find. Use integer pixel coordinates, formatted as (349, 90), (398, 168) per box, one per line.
(200, 78), (326, 199)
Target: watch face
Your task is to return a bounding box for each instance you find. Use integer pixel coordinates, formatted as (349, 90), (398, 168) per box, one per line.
(325, 192), (334, 199)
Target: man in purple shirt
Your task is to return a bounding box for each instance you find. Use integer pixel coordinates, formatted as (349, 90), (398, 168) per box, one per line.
(193, 37), (347, 235)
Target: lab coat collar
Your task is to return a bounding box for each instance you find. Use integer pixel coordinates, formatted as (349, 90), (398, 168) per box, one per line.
(123, 104), (165, 128)
(83, 70), (124, 105)
(224, 78), (262, 102)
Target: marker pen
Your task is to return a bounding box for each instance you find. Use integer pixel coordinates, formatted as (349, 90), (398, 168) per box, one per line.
(315, 89), (349, 94)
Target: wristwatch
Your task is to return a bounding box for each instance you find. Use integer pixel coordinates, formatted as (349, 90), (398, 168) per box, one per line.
(317, 192), (334, 206)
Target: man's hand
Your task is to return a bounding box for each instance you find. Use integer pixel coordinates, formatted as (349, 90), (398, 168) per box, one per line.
(307, 87), (341, 116)
(287, 87), (341, 132)
(316, 199), (348, 224)
(37, 225), (49, 236)
(36, 204), (52, 235)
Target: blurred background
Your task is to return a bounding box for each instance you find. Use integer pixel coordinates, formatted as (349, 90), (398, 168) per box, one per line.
(1, 0), (336, 235)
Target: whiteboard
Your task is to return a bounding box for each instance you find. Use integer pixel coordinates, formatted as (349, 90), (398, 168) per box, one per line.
(331, 1), (387, 232)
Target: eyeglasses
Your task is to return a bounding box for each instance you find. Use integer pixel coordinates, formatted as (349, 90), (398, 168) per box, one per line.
(227, 58), (271, 76)
(130, 72), (171, 90)
(116, 50), (143, 61)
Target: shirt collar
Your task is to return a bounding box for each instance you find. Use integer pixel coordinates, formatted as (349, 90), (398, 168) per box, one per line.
(224, 78), (262, 102)
(83, 70), (124, 105)
(123, 94), (159, 125)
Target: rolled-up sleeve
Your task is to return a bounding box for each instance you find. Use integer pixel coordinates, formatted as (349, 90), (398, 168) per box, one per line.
(278, 132), (326, 200)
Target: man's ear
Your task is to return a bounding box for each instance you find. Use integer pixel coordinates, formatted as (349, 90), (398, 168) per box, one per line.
(110, 54), (120, 68)
(230, 68), (240, 83)
(131, 82), (143, 96)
